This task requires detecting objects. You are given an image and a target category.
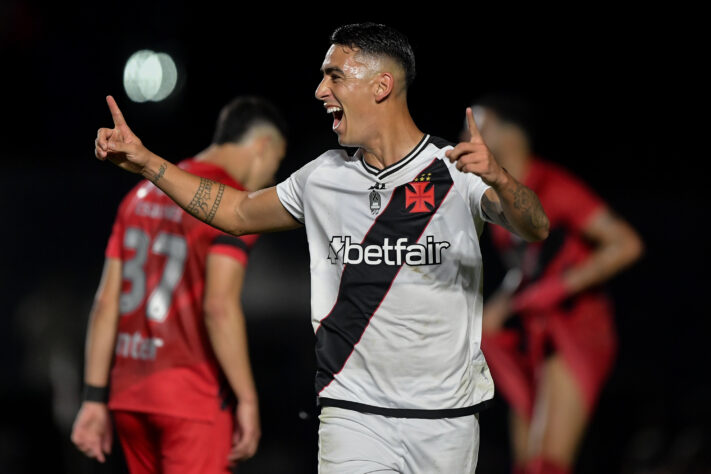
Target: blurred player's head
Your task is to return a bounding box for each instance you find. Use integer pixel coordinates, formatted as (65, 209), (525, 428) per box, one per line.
(463, 94), (535, 165)
(212, 96), (287, 189)
(315, 23), (416, 146)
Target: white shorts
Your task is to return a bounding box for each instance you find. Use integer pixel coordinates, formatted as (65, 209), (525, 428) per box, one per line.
(317, 406), (480, 474)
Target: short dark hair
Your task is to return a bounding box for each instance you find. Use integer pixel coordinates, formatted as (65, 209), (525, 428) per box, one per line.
(330, 23), (416, 89)
(212, 96), (288, 145)
(475, 94), (536, 143)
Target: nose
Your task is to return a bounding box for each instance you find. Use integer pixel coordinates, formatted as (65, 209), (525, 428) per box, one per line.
(314, 77), (329, 101)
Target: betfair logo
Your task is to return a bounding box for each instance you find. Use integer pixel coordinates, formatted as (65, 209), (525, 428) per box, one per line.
(327, 236), (450, 266)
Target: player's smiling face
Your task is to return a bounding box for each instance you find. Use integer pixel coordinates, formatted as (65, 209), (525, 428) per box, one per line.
(315, 44), (378, 147)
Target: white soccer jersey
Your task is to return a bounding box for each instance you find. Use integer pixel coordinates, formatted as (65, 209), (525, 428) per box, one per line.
(277, 134), (495, 418)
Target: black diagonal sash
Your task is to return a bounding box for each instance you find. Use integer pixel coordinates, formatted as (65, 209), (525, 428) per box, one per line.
(315, 158), (454, 394)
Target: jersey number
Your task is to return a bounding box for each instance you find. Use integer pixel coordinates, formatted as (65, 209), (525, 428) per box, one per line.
(119, 228), (187, 323)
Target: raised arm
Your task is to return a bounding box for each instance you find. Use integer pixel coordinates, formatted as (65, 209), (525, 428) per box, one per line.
(445, 107), (549, 242)
(95, 96), (300, 236)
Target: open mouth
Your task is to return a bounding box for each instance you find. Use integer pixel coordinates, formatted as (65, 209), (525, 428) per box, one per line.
(326, 105), (344, 130)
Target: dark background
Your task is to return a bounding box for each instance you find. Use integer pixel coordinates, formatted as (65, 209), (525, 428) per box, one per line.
(1, 2), (706, 473)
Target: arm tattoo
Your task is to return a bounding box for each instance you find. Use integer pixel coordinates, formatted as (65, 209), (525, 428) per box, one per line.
(207, 183), (225, 224)
(151, 163), (167, 184)
(481, 194), (516, 233)
(509, 181), (548, 230)
(186, 178), (222, 223)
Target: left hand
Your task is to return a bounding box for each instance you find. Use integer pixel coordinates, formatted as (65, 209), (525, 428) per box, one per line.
(228, 399), (261, 464)
(445, 107), (506, 187)
(71, 401), (113, 463)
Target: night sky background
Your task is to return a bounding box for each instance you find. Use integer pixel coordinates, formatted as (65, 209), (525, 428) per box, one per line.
(1, 2), (707, 473)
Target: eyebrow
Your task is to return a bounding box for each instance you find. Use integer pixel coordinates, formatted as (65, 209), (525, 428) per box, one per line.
(321, 66), (345, 76)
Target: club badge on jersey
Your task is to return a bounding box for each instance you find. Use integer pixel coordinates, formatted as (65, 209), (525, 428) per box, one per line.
(368, 182), (385, 215)
(405, 172), (434, 213)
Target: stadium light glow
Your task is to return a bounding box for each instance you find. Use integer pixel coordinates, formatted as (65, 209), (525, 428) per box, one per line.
(123, 50), (178, 103)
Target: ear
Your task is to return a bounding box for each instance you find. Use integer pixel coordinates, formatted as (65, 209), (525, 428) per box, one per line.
(373, 72), (394, 103)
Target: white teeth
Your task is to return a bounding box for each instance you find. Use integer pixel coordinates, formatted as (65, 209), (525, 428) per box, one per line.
(326, 106), (343, 113)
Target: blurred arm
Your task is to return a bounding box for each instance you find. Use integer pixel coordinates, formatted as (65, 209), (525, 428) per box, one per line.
(511, 208), (644, 313)
(83, 258), (122, 387)
(562, 208), (644, 294)
(203, 253), (260, 461)
(71, 257), (122, 463)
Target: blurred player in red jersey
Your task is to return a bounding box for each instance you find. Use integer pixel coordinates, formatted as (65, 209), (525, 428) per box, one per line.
(71, 97), (287, 473)
(467, 96), (644, 474)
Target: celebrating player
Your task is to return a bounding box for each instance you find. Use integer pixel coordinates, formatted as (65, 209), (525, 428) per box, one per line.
(92, 24), (549, 472)
(469, 95), (644, 474)
(72, 97), (287, 473)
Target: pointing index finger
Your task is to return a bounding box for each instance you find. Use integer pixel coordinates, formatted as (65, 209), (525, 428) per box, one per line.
(466, 107), (483, 143)
(106, 95), (126, 127)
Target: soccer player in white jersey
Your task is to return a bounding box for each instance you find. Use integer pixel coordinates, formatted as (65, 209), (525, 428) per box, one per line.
(94, 23), (549, 473)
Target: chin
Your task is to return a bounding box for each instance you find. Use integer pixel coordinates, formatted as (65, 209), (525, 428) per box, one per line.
(335, 133), (350, 147)
(335, 131), (360, 148)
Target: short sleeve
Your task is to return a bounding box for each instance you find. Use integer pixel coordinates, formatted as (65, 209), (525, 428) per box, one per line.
(466, 173), (492, 223)
(208, 233), (259, 267)
(275, 156), (324, 224)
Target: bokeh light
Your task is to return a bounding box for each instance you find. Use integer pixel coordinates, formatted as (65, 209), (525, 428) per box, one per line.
(123, 50), (178, 103)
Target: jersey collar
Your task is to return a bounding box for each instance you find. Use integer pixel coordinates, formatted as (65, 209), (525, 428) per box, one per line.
(358, 134), (431, 181)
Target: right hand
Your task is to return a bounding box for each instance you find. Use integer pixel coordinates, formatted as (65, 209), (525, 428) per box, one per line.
(71, 401), (113, 463)
(95, 95), (150, 174)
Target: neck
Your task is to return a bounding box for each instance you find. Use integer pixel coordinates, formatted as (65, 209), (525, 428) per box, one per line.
(195, 144), (254, 189)
(361, 103), (424, 170)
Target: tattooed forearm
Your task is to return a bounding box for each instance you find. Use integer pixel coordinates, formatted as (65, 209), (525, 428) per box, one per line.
(207, 183), (225, 224)
(509, 181), (549, 230)
(150, 163), (167, 184)
(481, 194), (516, 233)
(486, 177), (549, 240)
(186, 178), (214, 220)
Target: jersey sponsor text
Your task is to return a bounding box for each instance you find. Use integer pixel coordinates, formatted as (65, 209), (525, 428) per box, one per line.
(327, 235), (450, 266)
(115, 331), (164, 361)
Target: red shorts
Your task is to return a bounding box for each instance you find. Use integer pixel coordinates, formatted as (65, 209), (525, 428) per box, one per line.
(112, 409), (234, 474)
(482, 294), (617, 419)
